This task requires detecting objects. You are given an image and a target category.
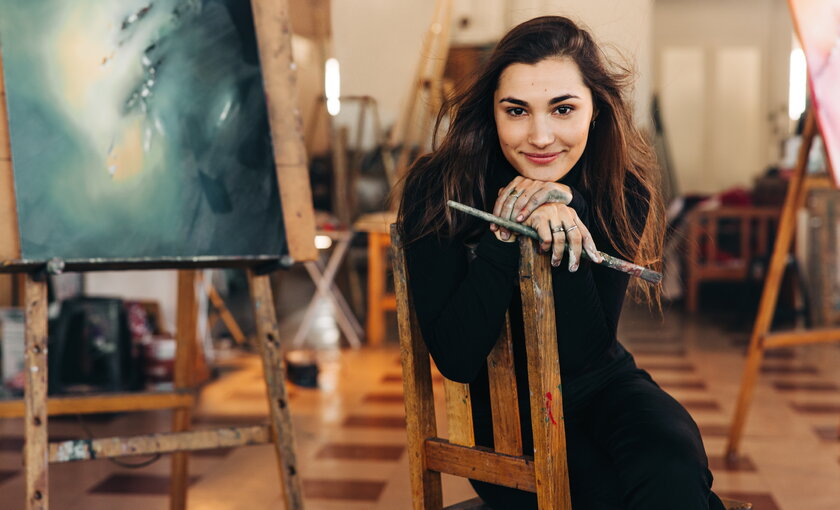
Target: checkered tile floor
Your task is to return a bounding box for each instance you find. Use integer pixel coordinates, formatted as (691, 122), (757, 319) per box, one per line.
(3, 301), (840, 509)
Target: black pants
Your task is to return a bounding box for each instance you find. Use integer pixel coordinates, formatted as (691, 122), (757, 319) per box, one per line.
(471, 369), (726, 509)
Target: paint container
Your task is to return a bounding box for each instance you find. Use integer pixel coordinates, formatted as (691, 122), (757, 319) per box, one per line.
(285, 349), (319, 388)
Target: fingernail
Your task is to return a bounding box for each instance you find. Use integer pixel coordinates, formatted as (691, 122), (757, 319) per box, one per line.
(551, 255), (560, 267)
(516, 214), (524, 222)
(490, 224), (497, 231)
(572, 263), (579, 272)
(501, 232), (508, 240)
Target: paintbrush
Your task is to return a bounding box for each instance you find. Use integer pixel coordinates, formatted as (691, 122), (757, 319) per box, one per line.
(447, 200), (662, 284)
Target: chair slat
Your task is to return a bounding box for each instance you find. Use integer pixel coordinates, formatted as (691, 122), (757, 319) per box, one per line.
(519, 240), (572, 510)
(487, 314), (522, 455)
(425, 438), (535, 492)
(391, 226), (443, 510)
(444, 380), (475, 446)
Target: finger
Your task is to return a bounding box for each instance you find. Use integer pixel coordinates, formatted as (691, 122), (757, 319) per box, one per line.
(499, 226), (511, 241)
(579, 224), (603, 263)
(511, 180), (540, 222)
(501, 187), (525, 221)
(518, 184), (573, 222)
(565, 221), (583, 272)
(549, 219), (565, 268)
(493, 178), (522, 219)
(534, 218), (553, 253)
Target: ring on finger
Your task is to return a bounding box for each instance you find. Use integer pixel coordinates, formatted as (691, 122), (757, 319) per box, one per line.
(566, 224), (579, 232)
(509, 188), (523, 197)
(551, 225), (565, 234)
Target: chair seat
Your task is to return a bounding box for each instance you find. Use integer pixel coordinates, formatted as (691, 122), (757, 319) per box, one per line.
(447, 496), (751, 509)
(444, 497), (491, 510)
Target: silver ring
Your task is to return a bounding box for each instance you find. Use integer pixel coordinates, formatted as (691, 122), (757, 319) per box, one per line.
(566, 224), (579, 232)
(510, 189), (523, 198)
(551, 225), (564, 234)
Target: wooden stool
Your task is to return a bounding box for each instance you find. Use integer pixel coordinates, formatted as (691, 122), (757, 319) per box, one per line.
(354, 212), (397, 346)
(391, 226), (751, 510)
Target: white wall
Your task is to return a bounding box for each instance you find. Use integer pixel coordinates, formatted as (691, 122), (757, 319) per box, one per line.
(654, 0), (793, 194)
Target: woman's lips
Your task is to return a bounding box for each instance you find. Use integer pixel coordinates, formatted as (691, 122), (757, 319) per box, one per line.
(523, 152), (561, 164)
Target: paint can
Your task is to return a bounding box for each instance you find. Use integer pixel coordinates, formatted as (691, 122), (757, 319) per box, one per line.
(285, 349), (319, 388)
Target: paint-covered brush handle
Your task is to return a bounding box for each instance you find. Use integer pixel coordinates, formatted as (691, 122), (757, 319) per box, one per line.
(447, 200), (662, 284)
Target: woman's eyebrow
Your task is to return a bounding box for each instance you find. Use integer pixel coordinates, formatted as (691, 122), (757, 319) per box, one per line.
(549, 94), (579, 104)
(498, 97), (527, 106)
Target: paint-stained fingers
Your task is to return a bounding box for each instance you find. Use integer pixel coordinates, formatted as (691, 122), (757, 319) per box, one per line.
(492, 179), (522, 229)
(581, 227), (604, 263)
(492, 185), (513, 231)
(535, 219), (554, 253)
(550, 220), (566, 268)
(566, 219), (583, 272)
(511, 180), (542, 221)
(517, 184), (573, 222)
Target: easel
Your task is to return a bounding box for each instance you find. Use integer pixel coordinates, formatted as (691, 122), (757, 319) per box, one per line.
(725, 109), (838, 458)
(0, 0), (317, 508)
(388, 0), (454, 186)
(352, 0), (454, 346)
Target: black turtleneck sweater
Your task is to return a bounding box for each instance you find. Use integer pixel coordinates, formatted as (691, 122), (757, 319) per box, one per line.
(402, 160), (648, 451)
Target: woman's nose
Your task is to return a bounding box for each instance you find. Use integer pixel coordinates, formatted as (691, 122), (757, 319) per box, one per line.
(527, 117), (554, 147)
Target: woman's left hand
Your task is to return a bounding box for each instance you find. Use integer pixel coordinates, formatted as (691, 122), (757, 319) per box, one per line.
(492, 177), (574, 227)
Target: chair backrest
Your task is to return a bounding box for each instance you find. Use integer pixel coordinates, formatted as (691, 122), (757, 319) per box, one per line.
(391, 225), (572, 510)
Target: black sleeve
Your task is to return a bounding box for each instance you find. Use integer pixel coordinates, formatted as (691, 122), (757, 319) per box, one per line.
(405, 229), (519, 383)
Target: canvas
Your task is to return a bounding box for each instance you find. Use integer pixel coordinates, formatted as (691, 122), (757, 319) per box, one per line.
(789, 0), (840, 183)
(0, 0), (286, 263)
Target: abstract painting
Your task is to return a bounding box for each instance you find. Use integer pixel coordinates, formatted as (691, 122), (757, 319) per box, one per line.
(0, 0), (286, 263)
(789, 0), (840, 184)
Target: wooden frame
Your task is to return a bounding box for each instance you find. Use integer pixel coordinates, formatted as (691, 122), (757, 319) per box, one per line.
(0, 1), (314, 508)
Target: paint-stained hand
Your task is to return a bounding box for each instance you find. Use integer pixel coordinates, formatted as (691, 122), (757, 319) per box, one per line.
(523, 202), (603, 271)
(490, 177), (573, 241)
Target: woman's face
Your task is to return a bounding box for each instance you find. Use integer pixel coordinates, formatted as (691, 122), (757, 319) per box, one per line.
(493, 57), (595, 182)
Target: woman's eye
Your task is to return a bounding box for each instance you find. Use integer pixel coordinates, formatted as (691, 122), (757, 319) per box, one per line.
(506, 107), (526, 117)
(555, 105), (573, 115)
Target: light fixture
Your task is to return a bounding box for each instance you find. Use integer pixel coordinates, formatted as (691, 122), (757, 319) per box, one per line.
(325, 58), (340, 116)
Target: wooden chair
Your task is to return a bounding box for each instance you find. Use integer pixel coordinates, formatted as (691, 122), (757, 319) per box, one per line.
(391, 225), (751, 510)
(684, 206), (780, 312)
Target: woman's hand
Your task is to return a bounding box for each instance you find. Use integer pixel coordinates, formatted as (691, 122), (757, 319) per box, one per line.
(523, 202), (603, 271)
(490, 177), (573, 241)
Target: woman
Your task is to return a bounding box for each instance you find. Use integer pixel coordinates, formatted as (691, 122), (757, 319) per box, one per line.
(397, 16), (726, 510)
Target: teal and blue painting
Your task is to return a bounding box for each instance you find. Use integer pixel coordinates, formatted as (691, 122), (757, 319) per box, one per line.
(0, 0), (286, 263)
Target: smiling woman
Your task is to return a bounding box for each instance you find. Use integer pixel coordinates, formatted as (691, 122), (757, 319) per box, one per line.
(397, 15), (727, 510)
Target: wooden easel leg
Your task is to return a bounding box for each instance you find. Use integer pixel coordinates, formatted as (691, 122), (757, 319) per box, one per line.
(725, 111), (817, 458)
(24, 273), (48, 510)
(248, 271), (304, 510)
(171, 271), (198, 510)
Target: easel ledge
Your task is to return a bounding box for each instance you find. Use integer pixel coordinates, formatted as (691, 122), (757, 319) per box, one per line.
(0, 255), (289, 274)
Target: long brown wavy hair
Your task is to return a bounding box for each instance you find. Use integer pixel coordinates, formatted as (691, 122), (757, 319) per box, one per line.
(397, 16), (664, 301)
